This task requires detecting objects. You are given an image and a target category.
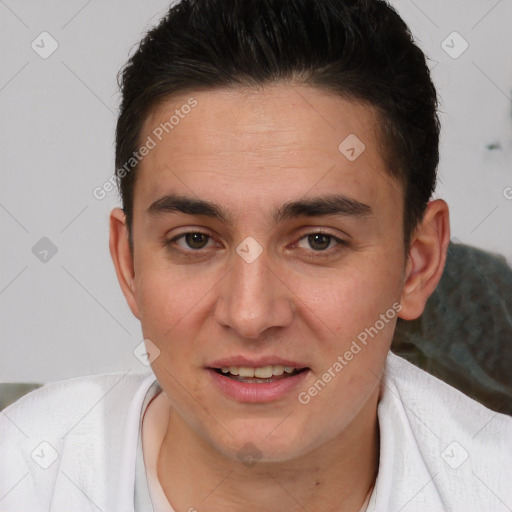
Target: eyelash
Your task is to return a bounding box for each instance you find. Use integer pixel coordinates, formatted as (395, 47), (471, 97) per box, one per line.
(165, 230), (349, 259)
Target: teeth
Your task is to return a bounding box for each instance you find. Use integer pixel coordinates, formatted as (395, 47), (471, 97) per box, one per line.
(272, 365), (284, 375)
(238, 367), (255, 378)
(219, 365), (299, 378)
(254, 365), (273, 378)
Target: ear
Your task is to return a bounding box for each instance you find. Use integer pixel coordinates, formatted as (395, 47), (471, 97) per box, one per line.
(109, 207), (141, 320)
(398, 199), (450, 320)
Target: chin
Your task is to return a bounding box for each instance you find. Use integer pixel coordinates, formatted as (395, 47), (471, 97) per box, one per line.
(211, 421), (313, 465)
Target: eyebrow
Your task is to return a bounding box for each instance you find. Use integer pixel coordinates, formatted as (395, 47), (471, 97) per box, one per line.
(147, 193), (372, 224)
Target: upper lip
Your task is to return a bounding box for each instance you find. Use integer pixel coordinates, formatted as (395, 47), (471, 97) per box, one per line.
(207, 356), (309, 369)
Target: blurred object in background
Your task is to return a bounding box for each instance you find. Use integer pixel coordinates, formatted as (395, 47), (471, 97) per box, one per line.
(393, 240), (512, 415)
(0, 383), (42, 411)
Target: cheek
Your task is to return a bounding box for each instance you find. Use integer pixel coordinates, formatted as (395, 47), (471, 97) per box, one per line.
(133, 243), (190, 314)
(293, 253), (402, 340)
(133, 260), (199, 342)
(132, 256), (224, 364)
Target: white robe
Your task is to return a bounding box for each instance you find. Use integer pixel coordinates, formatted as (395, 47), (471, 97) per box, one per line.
(1, 351), (511, 512)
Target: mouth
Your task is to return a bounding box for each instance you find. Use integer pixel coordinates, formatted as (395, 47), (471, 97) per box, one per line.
(207, 362), (311, 402)
(212, 365), (309, 384)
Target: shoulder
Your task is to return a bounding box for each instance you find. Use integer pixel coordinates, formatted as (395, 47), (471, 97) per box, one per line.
(384, 351), (512, 435)
(0, 370), (156, 511)
(380, 352), (512, 511)
(1, 370), (154, 433)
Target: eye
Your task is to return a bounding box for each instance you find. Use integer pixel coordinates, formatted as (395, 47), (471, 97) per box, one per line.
(294, 232), (348, 256)
(167, 231), (217, 251)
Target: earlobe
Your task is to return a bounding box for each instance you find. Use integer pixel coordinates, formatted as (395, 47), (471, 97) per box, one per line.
(109, 208), (141, 320)
(398, 199), (450, 320)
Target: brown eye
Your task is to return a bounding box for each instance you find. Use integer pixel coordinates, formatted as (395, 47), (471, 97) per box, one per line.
(166, 231), (216, 252)
(307, 234), (332, 251)
(297, 233), (340, 252)
(183, 232), (210, 249)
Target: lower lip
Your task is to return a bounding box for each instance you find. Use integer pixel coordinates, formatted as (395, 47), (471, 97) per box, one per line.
(207, 368), (310, 403)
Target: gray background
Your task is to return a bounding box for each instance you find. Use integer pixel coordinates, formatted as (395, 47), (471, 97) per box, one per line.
(1, 0), (511, 383)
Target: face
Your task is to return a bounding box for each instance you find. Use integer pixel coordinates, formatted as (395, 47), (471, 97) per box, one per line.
(117, 84), (410, 462)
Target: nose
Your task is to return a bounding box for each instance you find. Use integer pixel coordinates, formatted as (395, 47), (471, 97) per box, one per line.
(213, 245), (294, 340)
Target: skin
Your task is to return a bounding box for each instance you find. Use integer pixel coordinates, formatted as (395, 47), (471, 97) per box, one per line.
(110, 83), (450, 511)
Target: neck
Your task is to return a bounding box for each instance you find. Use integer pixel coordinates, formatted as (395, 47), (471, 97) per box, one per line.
(157, 387), (380, 512)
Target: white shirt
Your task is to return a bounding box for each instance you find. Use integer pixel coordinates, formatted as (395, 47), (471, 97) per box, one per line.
(1, 352), (511, 511)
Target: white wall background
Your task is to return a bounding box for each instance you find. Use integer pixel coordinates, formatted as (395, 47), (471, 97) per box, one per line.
(1, 0), (511, 383)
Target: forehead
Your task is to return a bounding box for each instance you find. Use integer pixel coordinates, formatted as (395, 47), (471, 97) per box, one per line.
(134, 84), (401, 225)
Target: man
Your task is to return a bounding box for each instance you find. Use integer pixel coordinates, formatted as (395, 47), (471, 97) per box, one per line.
(1, 0), (511, 511)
